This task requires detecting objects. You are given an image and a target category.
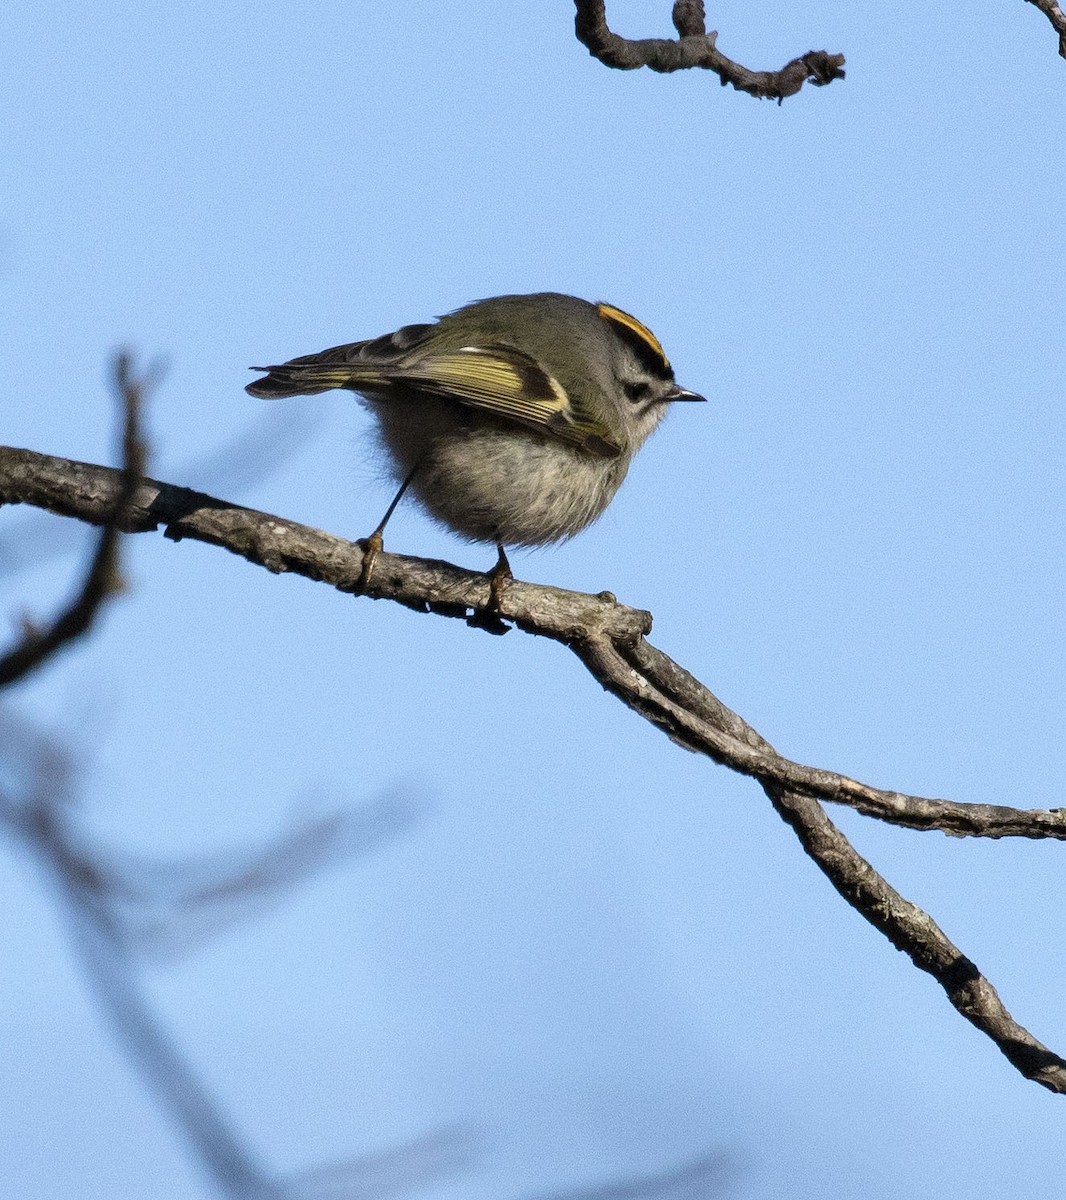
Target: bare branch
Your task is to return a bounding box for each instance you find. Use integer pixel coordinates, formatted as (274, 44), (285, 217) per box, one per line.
(573, 0), (845, 102)
(0, 354), (149, 689)
(764, 784), (1066, 1092)
(3, 447), (1065, 1090)
(592, 638), (1066, 841)
(570, 635), (1066, 1090)
(1, 447), (1060, 843)
(1024, 0), (1066, 56)
(0, 447), (652, 644)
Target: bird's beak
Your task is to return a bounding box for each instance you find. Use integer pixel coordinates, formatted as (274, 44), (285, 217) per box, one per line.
(667, 385), (707, 402)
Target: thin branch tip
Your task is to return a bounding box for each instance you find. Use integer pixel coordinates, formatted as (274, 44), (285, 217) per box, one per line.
(574, 0), (844, 99)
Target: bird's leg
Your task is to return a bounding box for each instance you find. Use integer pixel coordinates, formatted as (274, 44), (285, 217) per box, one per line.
(357, 466), (417, 591)
(466, 540), (513, 635)
(487, 540), (513, 611)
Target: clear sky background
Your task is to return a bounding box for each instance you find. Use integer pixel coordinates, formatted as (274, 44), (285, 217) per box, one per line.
(2, 2), (1065, 1197)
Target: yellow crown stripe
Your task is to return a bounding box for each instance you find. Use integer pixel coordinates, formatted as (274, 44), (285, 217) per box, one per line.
(596, 303), (671, 371)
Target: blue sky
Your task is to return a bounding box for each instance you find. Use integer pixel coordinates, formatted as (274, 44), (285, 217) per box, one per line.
(2, 2), (1065, 1197)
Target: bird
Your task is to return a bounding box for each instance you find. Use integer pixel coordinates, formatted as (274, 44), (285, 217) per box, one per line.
(247, 292), (704, 607)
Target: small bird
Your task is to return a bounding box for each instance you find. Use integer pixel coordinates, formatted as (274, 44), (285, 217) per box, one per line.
(247, 292), (704, 602)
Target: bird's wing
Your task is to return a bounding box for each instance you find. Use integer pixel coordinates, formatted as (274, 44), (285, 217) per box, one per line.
(395, 345), (622, 458)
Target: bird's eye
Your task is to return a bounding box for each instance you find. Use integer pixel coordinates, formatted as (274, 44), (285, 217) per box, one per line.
(624, 380), (652, 404)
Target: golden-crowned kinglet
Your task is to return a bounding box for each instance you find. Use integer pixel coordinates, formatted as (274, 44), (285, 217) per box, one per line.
(247, 292), (704, 593)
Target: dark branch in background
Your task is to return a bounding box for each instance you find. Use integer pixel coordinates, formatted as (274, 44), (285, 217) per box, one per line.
(3, 446), (1065, 1093)
(1025, 0), (1066, 56)
(0, 710), (472, 1200)
(526, 1147), (733, 1200)
(66, 787), (433, 960)
(0, 707), (732, 1197)
(574, 0), (845, 102)
(0, 353), (149, 688)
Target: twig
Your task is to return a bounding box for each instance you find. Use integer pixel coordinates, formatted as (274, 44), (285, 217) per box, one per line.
(573, 0), (845, 102)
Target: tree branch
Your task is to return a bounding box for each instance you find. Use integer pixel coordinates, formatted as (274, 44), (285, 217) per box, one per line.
(0, 447), (652, 643)
(3, 445), (1065, 1090)
(764, 784), (1066, 1091)
(573, 0), (845, 102)
(1024, 0), (1066, 57)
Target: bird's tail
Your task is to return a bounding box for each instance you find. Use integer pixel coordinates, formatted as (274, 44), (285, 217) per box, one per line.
(245, 343), (384, 398)
(245, 366), (353, 398)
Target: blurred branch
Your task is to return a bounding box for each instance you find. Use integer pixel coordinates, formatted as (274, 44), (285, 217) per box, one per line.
(1024, 0), (1066, 56)
(573, 0), (845, 101)
(526, 1147), (733, 1200)
(1, 715), (272, 1198)
(103, 790), (429, 959)
(0, 710), (465, 1199)
(284, 1125), (475, 1200)
(176, 403), (325, 497)
(2, 712), (722, 1198)
(0, 353), (149, 689)
(2, 449), (1065, 1092)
